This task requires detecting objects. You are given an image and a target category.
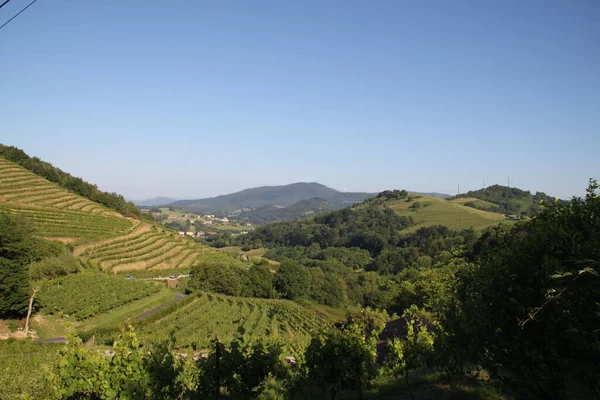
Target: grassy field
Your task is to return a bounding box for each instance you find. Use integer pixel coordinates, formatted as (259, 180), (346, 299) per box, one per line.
(135, 291), (325, 354)
(389, 195), (512, 233)
(449, 197), (501, 212)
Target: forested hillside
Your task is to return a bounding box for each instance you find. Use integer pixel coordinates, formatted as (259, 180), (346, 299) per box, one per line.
(235, 197), (338, 224)
(451, 184), (563, 215)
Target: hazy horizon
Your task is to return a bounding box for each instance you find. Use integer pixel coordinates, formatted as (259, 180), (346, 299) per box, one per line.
(2, 0), (598, 200)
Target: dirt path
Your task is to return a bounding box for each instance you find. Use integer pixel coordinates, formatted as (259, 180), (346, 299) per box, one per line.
(133, 292), (187, 321)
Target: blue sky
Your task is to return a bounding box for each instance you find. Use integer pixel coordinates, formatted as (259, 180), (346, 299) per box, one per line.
(1, 0), (598, 199)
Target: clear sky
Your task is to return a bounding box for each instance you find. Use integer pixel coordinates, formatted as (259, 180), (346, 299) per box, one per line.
(1, 0), (598, 200)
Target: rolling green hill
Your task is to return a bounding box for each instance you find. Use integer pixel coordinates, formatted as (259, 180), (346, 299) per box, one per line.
(450, 184), (563, 216)
(390, 194), (511, 233)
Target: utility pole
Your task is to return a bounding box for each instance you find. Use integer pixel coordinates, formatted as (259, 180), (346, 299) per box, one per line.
(457, 182), (460, 195)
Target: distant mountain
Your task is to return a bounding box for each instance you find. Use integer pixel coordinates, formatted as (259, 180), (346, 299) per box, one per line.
(450, 185), (564, 216)
(169, 182), (375, 216)
(133, 197), (177, 207)
(236, 198), (339, 224)
(411, 191), (451, 199)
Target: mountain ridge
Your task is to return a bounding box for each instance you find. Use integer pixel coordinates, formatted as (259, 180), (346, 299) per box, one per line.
(168, 182), (452, 217)
(132, 196), (177, 207)
(169, 182), (375, 215)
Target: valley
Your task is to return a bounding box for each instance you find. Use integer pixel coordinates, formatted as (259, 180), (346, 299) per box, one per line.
(0, 148), (596, 400)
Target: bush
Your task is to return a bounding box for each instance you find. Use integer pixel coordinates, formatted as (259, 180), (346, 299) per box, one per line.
(274, 260), (310, 300)
(29, 248), (81, 280)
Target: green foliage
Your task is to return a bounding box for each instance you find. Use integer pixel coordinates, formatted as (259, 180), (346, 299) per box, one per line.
(347, 307), (390, 338)
(49, 328), (160, 399)
(187, 260), (276, 299)
(0, 145), (151, 220)
(29, 247), (82, 280)
(458, 179), (600, 398)
(383, 309), (436, 398)
(0, 340), (61, 399)
(198, 334), (286, 398)
(188, 262), (245, 296)
(274, 260), (311, 300)
(235, 202), (413, 256)
(246, 264), (276, 298)
(0, 212), (37, 318)
(135, 292), (324, 352)
(452, 184), (564, 216)
(37, 273), (162, 320)
(304, 321), (380, 399)
(262, 225), (477, 309)
(308, 268), (345, 307)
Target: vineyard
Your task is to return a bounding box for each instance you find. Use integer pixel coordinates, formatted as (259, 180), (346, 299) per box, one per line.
(0, 156), (239, 271)
(77, 224), (244, 272)
(0, 157), (136, 243)
(136, 292), (326, 354)
(0, 157), (122, 217)
(0, 340), (60, 399)
(37, 273), (164, 320)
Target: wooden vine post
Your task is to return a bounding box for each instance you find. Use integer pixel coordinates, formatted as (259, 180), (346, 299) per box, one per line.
(24, 287), (38, 337)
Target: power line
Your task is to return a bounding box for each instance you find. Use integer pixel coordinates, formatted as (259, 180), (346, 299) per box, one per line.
(0, 0), (39, 31)
(0, 0), (13, 9)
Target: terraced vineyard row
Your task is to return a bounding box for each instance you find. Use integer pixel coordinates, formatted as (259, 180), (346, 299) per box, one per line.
(0, 203), (135, 243)
(136, 292), (325, 353)
(0, 157), (119, 217)
(78, 224), (242, 272)
(0, 156), (240, 271)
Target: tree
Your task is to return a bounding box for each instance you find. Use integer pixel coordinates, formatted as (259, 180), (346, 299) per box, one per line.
(274, 260), (310, 300)
(309, 268), (346, 307)
(245, 264), (275, 298)
(188, 263), (244, 296)
(0, 213), (36, 318)
(459, 180), (600, 398)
